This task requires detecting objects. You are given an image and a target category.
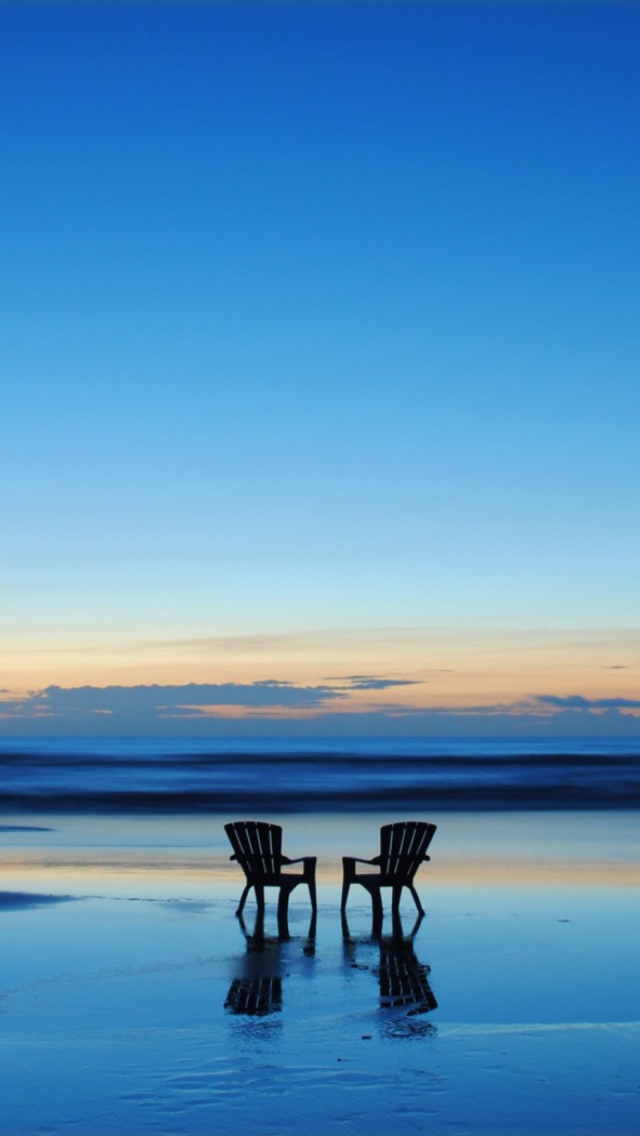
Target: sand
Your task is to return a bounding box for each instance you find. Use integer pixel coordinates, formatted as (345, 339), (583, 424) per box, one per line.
(1, 810), (639, 1135)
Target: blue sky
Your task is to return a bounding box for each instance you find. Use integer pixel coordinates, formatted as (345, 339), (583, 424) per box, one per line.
(1, 3), (639, 735)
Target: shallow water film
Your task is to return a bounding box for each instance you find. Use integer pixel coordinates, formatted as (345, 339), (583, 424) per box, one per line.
(0, 809), (639, 1134)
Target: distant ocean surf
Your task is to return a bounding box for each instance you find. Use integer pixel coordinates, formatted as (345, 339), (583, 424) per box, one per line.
(1, 737), (639, 813)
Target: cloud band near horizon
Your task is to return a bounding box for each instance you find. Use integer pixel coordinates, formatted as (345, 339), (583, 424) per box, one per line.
(1, 681), (639, 736)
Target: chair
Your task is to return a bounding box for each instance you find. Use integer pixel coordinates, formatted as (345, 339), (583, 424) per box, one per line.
(225, 821), (317, 923)
(341, 821), (436, 922)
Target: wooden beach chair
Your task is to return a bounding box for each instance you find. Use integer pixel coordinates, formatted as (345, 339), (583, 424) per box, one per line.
(341, 821), (437, 921)
(225, 820), (317, 922)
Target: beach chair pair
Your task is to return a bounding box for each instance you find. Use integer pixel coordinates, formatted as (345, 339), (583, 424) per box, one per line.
(224, 819), (437, 924)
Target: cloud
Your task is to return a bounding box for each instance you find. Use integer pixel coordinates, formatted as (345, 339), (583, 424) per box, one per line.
(0, 699), (37, 716)
(2, 682), (640, 738)
(3, 680), (347, 720)
(533, 694), (640, 711)
(0, 674), (421, 724)
(325, 675), (421, 691)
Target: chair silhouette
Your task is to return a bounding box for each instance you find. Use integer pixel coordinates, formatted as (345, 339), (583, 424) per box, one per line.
(341, 821), (436, 923)
(225, 821), (317, 923)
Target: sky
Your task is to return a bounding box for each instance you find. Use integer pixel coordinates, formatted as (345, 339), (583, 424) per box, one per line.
(1, 1), (639, 737)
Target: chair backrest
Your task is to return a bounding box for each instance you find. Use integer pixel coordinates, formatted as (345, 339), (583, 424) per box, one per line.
(225, 821), (284, 880)
(379, 821), (436, 880)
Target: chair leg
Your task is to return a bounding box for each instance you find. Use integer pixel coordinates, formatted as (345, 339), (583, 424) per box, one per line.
(304, 857), (318, 913)
(254, 884), (265, 914)
(277, 883), (290, 924)
(236, 884), (250, 917)
(275, 876), (295, 931)
(370, 886), (383, 926)
(307, 876), (317, 913)
(305, 910), (317, 950)
(390, 907), (404, 940)
(341, 857), (355, 913)
(252, 911), (266, 943)
(371, 899), (383, 939)
(276, 902), (291, 940)
(391, 884), (403, 917)
(409, 885), (425, 917)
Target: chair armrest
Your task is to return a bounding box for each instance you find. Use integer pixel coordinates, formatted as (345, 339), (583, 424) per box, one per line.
(229, 854), (238, 861)
(281, 855), (316, 866)
(342, 855), (380, 869)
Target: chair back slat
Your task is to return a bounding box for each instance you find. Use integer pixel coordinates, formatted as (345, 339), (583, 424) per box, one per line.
(225, 821), (283, 880)
(379, 821), (436, 880)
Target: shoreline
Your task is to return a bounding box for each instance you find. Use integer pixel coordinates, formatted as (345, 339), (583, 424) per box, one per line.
(4, 795), (640, 813)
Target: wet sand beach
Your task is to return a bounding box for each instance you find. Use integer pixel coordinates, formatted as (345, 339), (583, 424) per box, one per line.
(1, 810), (639, 1135)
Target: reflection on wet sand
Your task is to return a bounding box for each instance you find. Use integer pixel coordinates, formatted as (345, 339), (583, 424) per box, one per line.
(342, 911), (438, 1035)
(225, 974), (283, 1017)
(225, 907), (436, 1033)
(225, 910), (317, 1018)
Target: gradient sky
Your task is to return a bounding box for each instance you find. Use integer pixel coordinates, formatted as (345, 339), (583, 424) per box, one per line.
(2, 2), (639, 736)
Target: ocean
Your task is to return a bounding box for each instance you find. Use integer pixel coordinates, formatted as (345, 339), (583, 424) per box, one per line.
(1, 736), (639, 813)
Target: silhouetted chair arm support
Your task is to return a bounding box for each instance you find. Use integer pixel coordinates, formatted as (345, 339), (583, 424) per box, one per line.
(342, 856), (380, 879)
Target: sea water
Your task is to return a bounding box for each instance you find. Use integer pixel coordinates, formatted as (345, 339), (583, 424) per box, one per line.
(0, 735), (639, 813)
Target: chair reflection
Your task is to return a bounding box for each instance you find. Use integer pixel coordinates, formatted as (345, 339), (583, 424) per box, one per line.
(225, 974), (283, 1017)
(342, 910), (438, 1025)
(224, 909), (317, 1018)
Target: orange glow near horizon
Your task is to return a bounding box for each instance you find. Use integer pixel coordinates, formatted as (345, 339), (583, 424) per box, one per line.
(1, 625), (638, 722)
(2, 853), (639, 891)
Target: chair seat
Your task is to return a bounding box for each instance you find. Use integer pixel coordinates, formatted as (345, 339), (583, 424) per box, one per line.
(353, 873), (418, 887)
(243, 871), (307, 886)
